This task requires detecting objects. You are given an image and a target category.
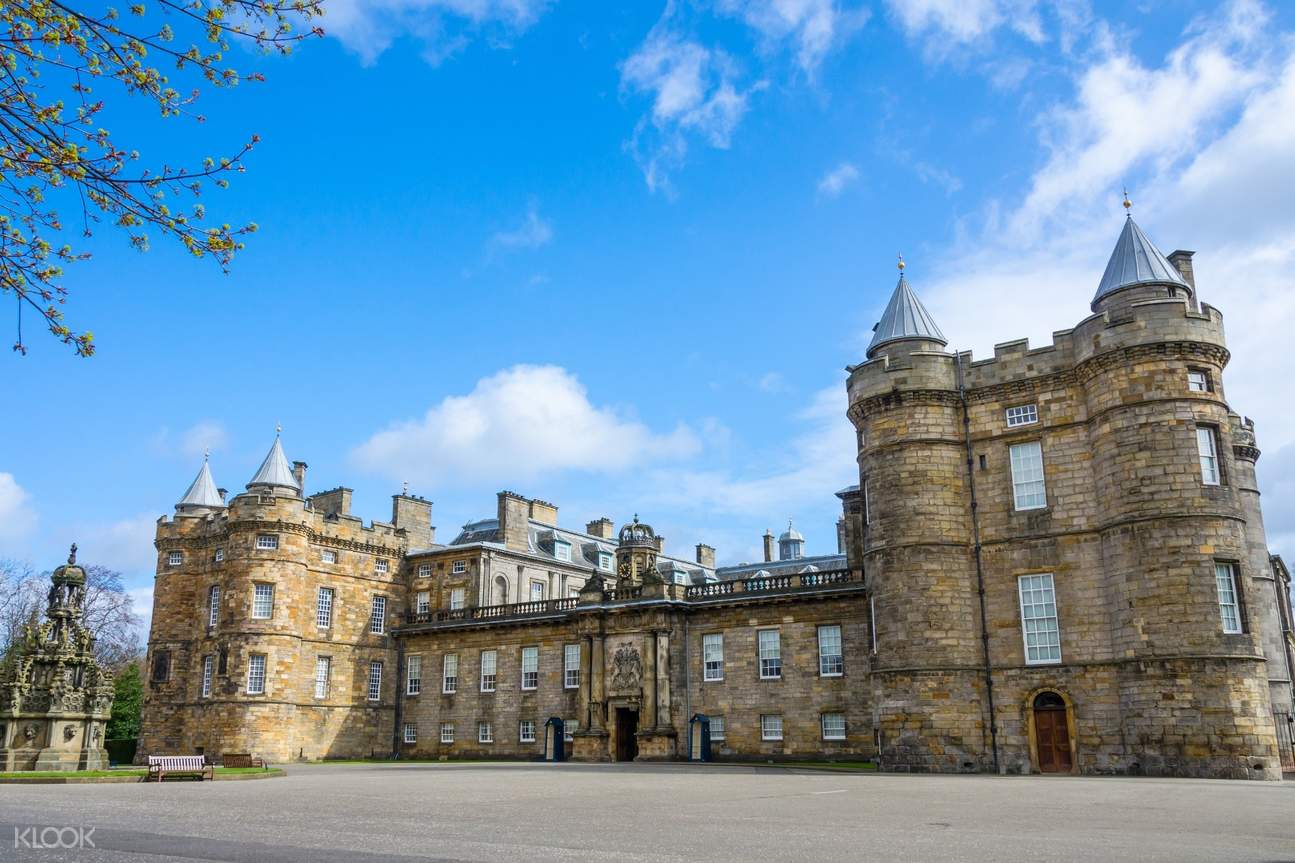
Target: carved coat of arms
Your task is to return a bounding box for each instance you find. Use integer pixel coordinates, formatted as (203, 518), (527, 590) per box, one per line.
(610, 642), (642, 692)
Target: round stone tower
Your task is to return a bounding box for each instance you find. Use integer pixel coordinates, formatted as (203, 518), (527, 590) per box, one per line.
(847, 261), (991, 772)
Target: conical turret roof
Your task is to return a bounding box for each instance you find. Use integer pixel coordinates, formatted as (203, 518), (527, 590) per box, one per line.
(1093, 215), (1187, 306)
(177, 457), (224, 511)
(247, 432), (299, 493)
(867, 269), (947, 356)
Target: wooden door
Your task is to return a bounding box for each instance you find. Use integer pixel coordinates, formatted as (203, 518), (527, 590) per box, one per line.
(615, 709), (639, 761)
(1034, 696), (1072, 773)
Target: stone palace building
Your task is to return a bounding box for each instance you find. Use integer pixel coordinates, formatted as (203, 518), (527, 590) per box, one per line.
(141, 208), (1295, 778)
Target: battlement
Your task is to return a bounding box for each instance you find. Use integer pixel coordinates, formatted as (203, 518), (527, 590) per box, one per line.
(155, 490), (407, 550)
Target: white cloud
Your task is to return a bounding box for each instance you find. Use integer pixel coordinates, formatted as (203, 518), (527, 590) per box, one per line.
(323, 0), (552, 65)
(490, 200), (554, 250)
(73, 513), (159, 576)
(352, 365), (701, 486)
(816, 162), (860, 198)
(718, 0), (869, 76)
(885, 0), (1045, 45)
(621, 23), (759, 194)
(0, 472), (38, 544)
(180, 421), (228, 460)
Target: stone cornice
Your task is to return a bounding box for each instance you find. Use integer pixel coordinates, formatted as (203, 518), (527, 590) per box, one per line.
(848, 388), (962, 425)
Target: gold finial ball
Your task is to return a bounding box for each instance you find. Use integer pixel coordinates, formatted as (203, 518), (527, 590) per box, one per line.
(897, 254), (905, 271)
(1122, 189), (1132, 210)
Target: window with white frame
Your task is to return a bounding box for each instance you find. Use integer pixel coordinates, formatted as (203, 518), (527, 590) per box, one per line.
(1009, 441), (1047, 510)
(407, 655), (422, 695)
(818, 625), (844, 677)
(760, 714), (783, 741)
(1188, 369), (1211, 392)
(252, 583), (274, 619)
(375, 559), (389, 575)
(416, 591), (430, 615)
(599, 552), (613, 572)
(703, 633), (724, 681)
(480, 650), (496, 692)
(1017, 574), (1062, 664)
(673, 571), (688, 585)
(453, 560), (466, 574)
(440, 723), (455, 744)
(554, 540), (571, 562)
(207, 585), (220, 628)
(519, 720), (536, 743)
(821, 713), (846, 740)
(521, 646), (538, 690)
(167, 550), (183, 566)
(201, 655), (213, 698)
(478, 722), (493, 743)
(367, 660), (383, 701)
(315, 656), (331, 699)
(709, 716), (725, 741)
(443, 654), (458, 693)
(530, 581), (545, 602)
(417, 563), (432, 578)
(214, 548), (224, 563)
(564, 644), (580, 689)
(403, 723), (416, 744)
(369, 595), (387, 634)
(450, 588), (465, 610)
(316, 587), (333, 628)
(758, 630), (782, 680)
(321, 549), (337, 564)
(1215, 562), (1243, 634)
(1006, 404), (1039, 427)
(1197, 426), (1221, 485)
(255, 534), (278, 550)
(564, 719), (577, 743)
(246, 654), (266, 695)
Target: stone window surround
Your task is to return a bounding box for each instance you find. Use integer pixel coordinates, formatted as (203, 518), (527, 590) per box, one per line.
(480, 650), (497, 692)
(1187, 368), (1213, 392)
(1214, 560), (1246, 635)
(519, 719), (536, 743)
(207, 585), (220, 629)
(167, 550), (183, 566)
(478, 721), (493, 743)
(1018, 572), (1062, 665)
(255, 534), (279, 551)
(452, 560), (467, 574)
(709, 716), (725, 741)
(406, 655), (422, 696)
(316, 587), (334, 628)
(440, 722), (454, 743)
(443, 654), (458, 694)
(246, 653), (267, 695)
(1009, 439), (1048, 511)
(702, 632), (724, 682)
(821, 712), (846, 741)
(760, 714), (783, 741)
(251, 583), (274, 620)
(321, 549), (338, 565)
(367, 660), (383, 701)
(564, 644), (580, 688)
(757, 629), (782, 680)
(1196, 423), (1225, 486)
(520, 646), (539, 690)
(201, 655), (213, 698)
(817, 625), (844, 677)
(370, 595), (387, 635)
(314, 656), (331, 699)
(403, 723), (417, 744)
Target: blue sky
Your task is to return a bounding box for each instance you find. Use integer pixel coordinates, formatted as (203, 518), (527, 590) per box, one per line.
(4, 0), (1295, 628)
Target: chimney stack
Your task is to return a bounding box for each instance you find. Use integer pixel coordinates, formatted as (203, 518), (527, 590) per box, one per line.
(291, 461), (307, 493)
(1168, 250), (1196, 289)
(586, 518), (615, 539)
(217, 488), (227, 503)
(836, 517), (847, 554)
(762, 530), (774, 563)
(695, 543), (715, 569)
(392, 492), (434, 549)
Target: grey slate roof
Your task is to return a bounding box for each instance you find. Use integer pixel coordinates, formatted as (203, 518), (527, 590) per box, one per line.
(867, 273), (947, 355)
(247, 435), (299, 492)
(1093, 216), (1187, 305)
(716, 552), (847, 581)
(176, 459), (223, 511)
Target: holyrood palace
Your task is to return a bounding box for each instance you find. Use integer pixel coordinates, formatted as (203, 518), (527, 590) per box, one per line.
(141, 210), (1295, 778)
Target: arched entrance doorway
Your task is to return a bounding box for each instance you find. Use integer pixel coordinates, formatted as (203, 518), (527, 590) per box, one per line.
(492, 576), (508, 606)
(1031, 691), (1073, 773)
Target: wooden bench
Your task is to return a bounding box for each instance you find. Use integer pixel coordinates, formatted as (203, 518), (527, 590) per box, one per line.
(147, 755), (213, 782)
(220, 752), (266, 769)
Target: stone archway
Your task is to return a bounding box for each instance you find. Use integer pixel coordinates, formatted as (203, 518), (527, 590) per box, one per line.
(1025, 688), (1078, 774)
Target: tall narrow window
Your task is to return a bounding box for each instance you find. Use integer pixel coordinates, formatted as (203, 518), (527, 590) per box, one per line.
(367, 660), (383, 701)
(1215, 563), (1243, 634)
(316, 587), (334, 628)
(480, 650), (496, 692)
(758, 630), (782, 680)
(450, 588), (466, 610)
(370, 595), (387, 634)
(441, 723), (455, 744)
(709, 716), (725, 741)
(864, 480), (872, 525)
(818, 625), (844, 676)
(443, 654), (459, 694)
(1017, 574), (1061, 664)
(1009, 441), (1047, 510)
(521, 646), (538, 690)
(760, 714), (783, 741)
(564, 719), (577, 743)
(1197, 426), (1221, 485)
(415, 591), (430, 615)
(201, 655), (213, 698)
(564, 644), (581, 689)
(214, 548), (224, 563)
(207, 585), (220, 628)
(519, 720), (536, 743)
(478, 722), (493, 743)
(703, 633), (724, 681)
(403, 723), (417, 744)
(406, 655), (422, 696)
(151, 651), (170, 682)
(530, 581), (545, 602)
(252, 583), (274, 619)
(246, 654), (266, 695)
(314, 656), (331, 699)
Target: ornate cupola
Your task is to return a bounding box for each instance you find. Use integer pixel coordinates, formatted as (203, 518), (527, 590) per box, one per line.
(778, 520), (805, 561)
(175, 452), (224, 515)
(866, 257), (947, 359)
(1091, 192), (1190, 312)
(615, 515), (662, 587)
(246, 426), (300, 497)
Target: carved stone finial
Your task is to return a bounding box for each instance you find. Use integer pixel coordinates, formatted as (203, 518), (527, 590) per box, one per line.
(68, 543), (77, 565)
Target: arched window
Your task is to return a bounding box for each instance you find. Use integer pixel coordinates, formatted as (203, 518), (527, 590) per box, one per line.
(493, 576), (509, 606)
(1034, 691), (1065, 710)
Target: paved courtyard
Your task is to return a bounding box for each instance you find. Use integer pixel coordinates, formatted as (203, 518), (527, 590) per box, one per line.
(1, 763), (1293, 862)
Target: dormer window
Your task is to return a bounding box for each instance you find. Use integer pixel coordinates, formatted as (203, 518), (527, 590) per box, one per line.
(1006, 404), (1038, 428)
(554, 540), (571, 562)
(598, 552), (613, 572)
(673, 571), (688, 585)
